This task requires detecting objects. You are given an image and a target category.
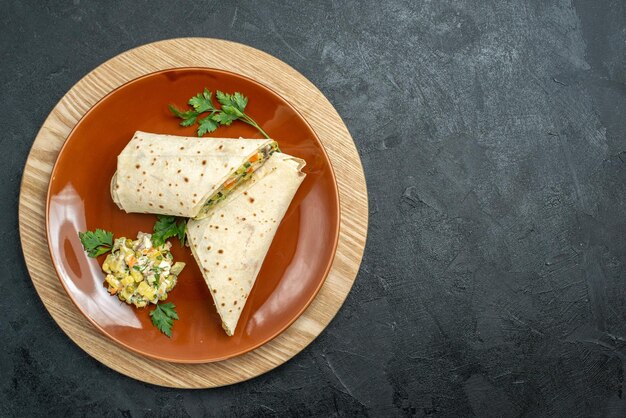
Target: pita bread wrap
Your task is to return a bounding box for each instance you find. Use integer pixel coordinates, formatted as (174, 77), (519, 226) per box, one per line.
(111, 131), (277, 218)
(186, 152), (306, 336)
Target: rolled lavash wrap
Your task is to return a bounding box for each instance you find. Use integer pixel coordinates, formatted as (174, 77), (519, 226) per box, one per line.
(111, 131), (278, 219)
(186, 152), (306, 336)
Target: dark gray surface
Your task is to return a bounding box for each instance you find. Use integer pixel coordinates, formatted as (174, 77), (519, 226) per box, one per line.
(2, 0), (626, 416)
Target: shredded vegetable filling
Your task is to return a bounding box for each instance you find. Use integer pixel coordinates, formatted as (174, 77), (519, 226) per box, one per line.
(197, 142), (279, 217)
(101, 232), (185, 307)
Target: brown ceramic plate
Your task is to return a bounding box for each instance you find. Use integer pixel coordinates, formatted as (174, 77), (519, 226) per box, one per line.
(46, 68), (340, 363)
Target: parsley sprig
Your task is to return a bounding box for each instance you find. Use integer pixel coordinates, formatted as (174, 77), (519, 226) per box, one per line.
(169, 89), (270, 139)
(150, 302), (178, 337)
(78, 229), (114, 257)
(152, 215), (186, 247)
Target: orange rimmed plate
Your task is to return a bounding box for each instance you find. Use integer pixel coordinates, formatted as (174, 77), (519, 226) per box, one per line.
(46, 68), (340, 363)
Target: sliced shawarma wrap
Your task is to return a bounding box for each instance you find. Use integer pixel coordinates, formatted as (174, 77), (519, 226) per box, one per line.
(186, 152), (306, 336)
(111, 131), (278, 219)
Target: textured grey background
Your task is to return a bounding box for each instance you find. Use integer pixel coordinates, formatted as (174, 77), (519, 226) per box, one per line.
(2, 0), (626, 416)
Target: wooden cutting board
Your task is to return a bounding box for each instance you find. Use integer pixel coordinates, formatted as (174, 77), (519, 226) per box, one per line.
(18, 38), (368, 388)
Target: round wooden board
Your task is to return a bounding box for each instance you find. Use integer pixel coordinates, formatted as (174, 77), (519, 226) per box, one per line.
(18, 38), (368, 388)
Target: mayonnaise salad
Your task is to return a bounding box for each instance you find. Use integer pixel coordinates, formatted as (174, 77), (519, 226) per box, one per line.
(101, 232), (185, 308)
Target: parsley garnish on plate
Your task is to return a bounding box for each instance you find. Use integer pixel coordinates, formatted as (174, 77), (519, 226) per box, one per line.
(152, 215), (187, 247)
(78, 229), (114, 257)
(150, 302), (179, 338)
(169, 88), (270, 139)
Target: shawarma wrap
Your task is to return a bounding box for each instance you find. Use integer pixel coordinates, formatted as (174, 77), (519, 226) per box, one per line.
(111, 131), (278, 219)
(186, 152), (306, 336)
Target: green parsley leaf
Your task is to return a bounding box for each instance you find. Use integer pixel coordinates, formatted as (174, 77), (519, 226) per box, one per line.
(168, 105), (192, 119)
(232, 92), (248, 112)
(167, 104), (185, 118)
(215, 90), (233, 107)
(188, 88), (216, 113)
(78, 229), (114, 258)
(180, 115), (197, 127)
(211, 111), (238, 126)
(197, 115), (218, 136)
(176, 221), (187, 246)
(149, 302), (178, 337)
(152, 215), (176, 246)
(221, 105), (244, 118)
(152, 215), (187, 247)
(168, 105), (199, 128)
